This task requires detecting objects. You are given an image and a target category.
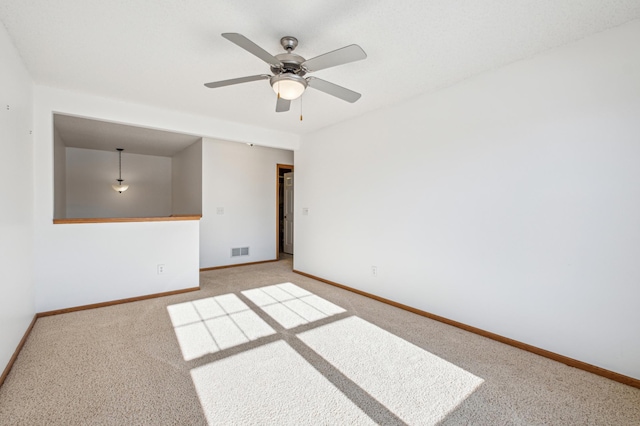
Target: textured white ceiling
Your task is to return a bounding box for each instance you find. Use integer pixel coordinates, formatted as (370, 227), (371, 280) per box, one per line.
(2, 1), (640, 135)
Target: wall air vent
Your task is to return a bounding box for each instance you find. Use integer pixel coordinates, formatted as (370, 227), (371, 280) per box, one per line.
(231, 247), (250, 257)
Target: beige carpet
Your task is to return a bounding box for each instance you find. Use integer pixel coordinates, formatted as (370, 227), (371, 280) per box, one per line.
(1, 258), (639, 425)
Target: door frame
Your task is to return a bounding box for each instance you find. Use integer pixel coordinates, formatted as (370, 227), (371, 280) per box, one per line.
(276, 163), (294, 259)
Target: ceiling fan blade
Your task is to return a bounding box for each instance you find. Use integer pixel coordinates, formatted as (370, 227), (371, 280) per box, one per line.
(302, 44), (367, 73)
(276, 97), (291, 113)
(204, 74), (270, 89)
(306, 77), (361, 103)
(222, 33), (282, 68)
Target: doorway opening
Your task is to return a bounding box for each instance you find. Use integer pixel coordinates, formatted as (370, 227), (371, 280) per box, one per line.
(276, 164), (294, 259)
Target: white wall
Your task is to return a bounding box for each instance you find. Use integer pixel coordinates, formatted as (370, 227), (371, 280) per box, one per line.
(201, 138), (293, 268)
(35, 221), (199, 312)
(65, 147), (172, 218)
(0, 23), (35, 373)
(33, 86), (298, 313)
(295, 20), (640, 379)
(172, 139), (202, 215)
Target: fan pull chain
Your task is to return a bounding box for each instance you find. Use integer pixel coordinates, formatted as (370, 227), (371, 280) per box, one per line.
(300, 95), (303, 121)
(277, 81), (280, 99)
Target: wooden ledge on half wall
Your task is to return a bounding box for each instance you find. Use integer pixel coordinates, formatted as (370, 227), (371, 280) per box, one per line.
(53, 214), (202, 224)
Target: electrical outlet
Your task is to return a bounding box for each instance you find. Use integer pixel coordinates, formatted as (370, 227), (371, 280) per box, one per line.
(216, 207), (224, 215)
(371, 266), (378, 277)
(157, 264), (165, 275)
(302, 207), (309, 216)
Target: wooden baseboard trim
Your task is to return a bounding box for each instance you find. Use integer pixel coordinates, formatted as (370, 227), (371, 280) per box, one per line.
(200, 259), (278, 271)
(0, 315), (38, 388)
(293, 269), (640, 389)
(36, 287), (200, 318)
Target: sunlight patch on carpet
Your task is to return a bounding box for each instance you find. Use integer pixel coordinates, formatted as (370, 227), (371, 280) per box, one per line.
(191, 340), (375, 425)
(242, 283), (345, 329)
(297, 316), (484, 425)
(167, 295), (276, 361)
(170, 285), (482, 423)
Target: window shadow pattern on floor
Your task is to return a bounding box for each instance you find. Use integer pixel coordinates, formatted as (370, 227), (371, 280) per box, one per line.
(167, 282), (483, 425)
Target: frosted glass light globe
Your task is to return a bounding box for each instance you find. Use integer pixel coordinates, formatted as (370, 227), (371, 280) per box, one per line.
(271, 74), (307, 100)
(112, 183), (129, 193)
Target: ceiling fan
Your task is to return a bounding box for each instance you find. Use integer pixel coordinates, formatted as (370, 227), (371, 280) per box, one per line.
(204, 33), (367, 113)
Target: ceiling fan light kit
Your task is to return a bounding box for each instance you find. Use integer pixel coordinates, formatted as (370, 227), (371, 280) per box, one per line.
(271, 74), (307, 100)
(205, 33), (366, 115)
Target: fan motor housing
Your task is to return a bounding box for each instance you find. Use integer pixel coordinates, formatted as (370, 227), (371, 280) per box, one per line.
(272, 53), (306, 76)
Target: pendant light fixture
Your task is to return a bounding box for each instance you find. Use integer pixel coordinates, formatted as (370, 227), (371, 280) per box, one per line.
(112, 148), (129, 193)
